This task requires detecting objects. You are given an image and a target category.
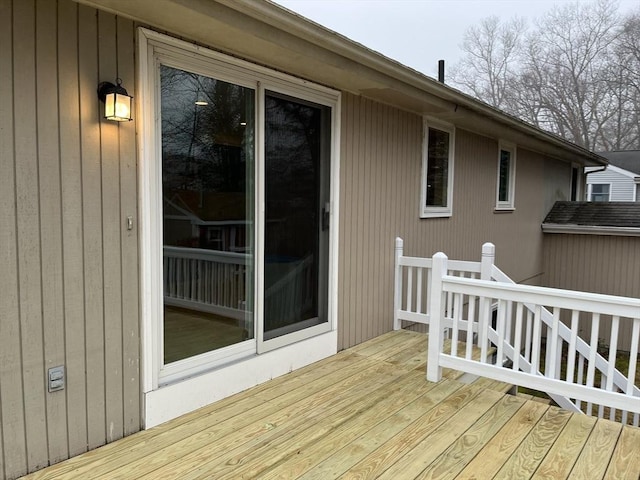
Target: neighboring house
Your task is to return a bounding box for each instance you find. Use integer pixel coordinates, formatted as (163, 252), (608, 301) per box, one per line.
(0, 1), (607, 478)
(585, 150), (640, 201)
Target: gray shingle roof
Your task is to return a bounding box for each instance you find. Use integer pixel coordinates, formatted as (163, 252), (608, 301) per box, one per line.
(597, 151), (640, 175)
(543, 201), (640, 228)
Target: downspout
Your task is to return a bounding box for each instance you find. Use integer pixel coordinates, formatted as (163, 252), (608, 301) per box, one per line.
(583, 166), (607, 201)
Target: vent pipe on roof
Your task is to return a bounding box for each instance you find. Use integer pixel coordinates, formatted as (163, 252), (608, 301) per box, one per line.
(438, 60), (445, 83)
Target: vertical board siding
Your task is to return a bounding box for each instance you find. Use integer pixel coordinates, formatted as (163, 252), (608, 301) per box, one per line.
(58, 0), (88, 458)
(13, 0), (49, 472)
(543, 234), (640, 351)
(0, 1), (140, 479)
(0, 1), (27, 478)
(338, 93), (559, 350)
(36, 0), (69, 465)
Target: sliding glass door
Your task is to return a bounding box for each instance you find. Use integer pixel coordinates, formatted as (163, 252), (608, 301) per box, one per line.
(161, 65), (255, 364)
(147, 44), (337, 380)
(263, 92), (330, 341)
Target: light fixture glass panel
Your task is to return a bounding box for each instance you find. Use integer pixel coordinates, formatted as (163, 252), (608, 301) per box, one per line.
(105, 92), (132, 121)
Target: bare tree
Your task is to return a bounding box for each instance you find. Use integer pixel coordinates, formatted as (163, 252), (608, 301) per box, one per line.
(450, 0), (640, 151)
(449, 16), (525, 109)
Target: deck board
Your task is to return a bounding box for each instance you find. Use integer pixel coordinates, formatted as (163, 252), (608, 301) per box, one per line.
(23, 330), (640, 480)
(456, 400), (549, 479)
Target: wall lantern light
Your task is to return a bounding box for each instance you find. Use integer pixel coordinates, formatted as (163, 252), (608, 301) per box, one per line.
(97, 78), (133, 122)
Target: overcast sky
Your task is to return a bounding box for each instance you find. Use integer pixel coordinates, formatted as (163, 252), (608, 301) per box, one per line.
(273, 0), (639, 79)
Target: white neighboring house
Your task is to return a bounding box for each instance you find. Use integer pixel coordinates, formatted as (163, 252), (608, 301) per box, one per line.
(585, 150), (640, 201)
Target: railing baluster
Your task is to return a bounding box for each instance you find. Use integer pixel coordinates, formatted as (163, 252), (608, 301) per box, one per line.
(513, 302), (523, 372)
(407, 266), (413, 314)
(446, 275), (453, 319)
(416, 268), (423, 314)
(576, 353), (585, 411)
(479, 291), (491, 364)
(496, 299), (507, 367)
(505, 300), (513, 348)
(525, 309), (533, 363)
(531, 305), (542, 374)
(625, 318), (640, 425)
(606, 316), (620, 421)
(586, 313), (600, 417)
(451, 293), (461, 357)
(547, 307), (560, 379)
(466, 294), (476, 360)
(566, 310), (579, 383)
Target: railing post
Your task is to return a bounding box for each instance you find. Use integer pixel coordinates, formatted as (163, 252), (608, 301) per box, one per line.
(479, 242), (495, 363)
(393, 237), (403, 330)
(427, 252), (447, 382)
(480, 242), (495, 281)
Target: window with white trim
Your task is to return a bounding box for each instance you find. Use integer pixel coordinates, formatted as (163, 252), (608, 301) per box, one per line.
(496, 142), (516, 210)
(588, 183), (610, 202)
(420, 120), (455, 218)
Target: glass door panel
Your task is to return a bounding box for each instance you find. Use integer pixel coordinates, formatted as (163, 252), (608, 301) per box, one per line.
(263, 92), (330, 340)
(161, 65), (255, 364)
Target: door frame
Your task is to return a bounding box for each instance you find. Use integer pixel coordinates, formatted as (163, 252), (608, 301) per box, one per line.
(137, 28), (340, 423)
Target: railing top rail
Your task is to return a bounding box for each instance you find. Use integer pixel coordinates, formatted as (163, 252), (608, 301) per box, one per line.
(163, 245), (249, 263)
(443, 275), (640, 318)
(398, 255), (481, 273)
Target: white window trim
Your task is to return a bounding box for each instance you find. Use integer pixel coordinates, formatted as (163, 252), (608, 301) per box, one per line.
(138, 28), (340, 394)
(495, 141), (516, 211)
(420, 118), (455, 218)
(587, 182), (612, 202)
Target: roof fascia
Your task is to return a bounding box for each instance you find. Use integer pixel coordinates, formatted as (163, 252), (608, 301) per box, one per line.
(542, 224), (640, 237)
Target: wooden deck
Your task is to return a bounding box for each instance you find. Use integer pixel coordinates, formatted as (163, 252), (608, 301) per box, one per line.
(24, 330), (640, 479)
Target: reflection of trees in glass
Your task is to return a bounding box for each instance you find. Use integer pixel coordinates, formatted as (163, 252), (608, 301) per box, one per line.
(265, 94), (325, 259)
(426, 128), (449, 207)
(161, 65), (255, 251)
(161, 65), (254, 194)
(498, 150), (511, 202)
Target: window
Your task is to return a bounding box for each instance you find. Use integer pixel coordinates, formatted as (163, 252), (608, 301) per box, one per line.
(420, 120), (455, 218)
(589, 183), (610, 202)
(495, 142), (516, 210)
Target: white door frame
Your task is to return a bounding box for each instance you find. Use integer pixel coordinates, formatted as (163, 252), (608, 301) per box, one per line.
(137, 28), (340, 426)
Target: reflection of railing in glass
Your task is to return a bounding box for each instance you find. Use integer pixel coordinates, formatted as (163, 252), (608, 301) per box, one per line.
(163, 247), (314, 334)
(163, 246), (248, 321)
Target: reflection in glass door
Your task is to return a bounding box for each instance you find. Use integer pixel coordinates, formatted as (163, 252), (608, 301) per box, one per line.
(161, 65), (254, 364)
(263, 92), (330, 340)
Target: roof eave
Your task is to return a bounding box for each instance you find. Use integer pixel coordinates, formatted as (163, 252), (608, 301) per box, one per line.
(75, 0), (607, 166)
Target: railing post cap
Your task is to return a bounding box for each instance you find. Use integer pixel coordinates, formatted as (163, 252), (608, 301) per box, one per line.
(482, 242), (495, 256)
(433, 251), (448, 260)
(395, 237), (404, 248)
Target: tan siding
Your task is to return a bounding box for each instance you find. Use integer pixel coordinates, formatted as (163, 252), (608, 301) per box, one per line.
(58, 0), (89, 458)
(14, 0), (49, 472)
(0, 1), (28, 477)
(98, 10), (124, 446)
(543, 234), (640, 351)
(337, 93), (561, 350)
(36, 0), (69, 465)
(0, 1), (140, 478)
(117, 16), (141, 438)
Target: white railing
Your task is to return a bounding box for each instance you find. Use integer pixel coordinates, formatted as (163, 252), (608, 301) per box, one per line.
(164, 246), (248, 321)
(394, 237), (640, 425)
